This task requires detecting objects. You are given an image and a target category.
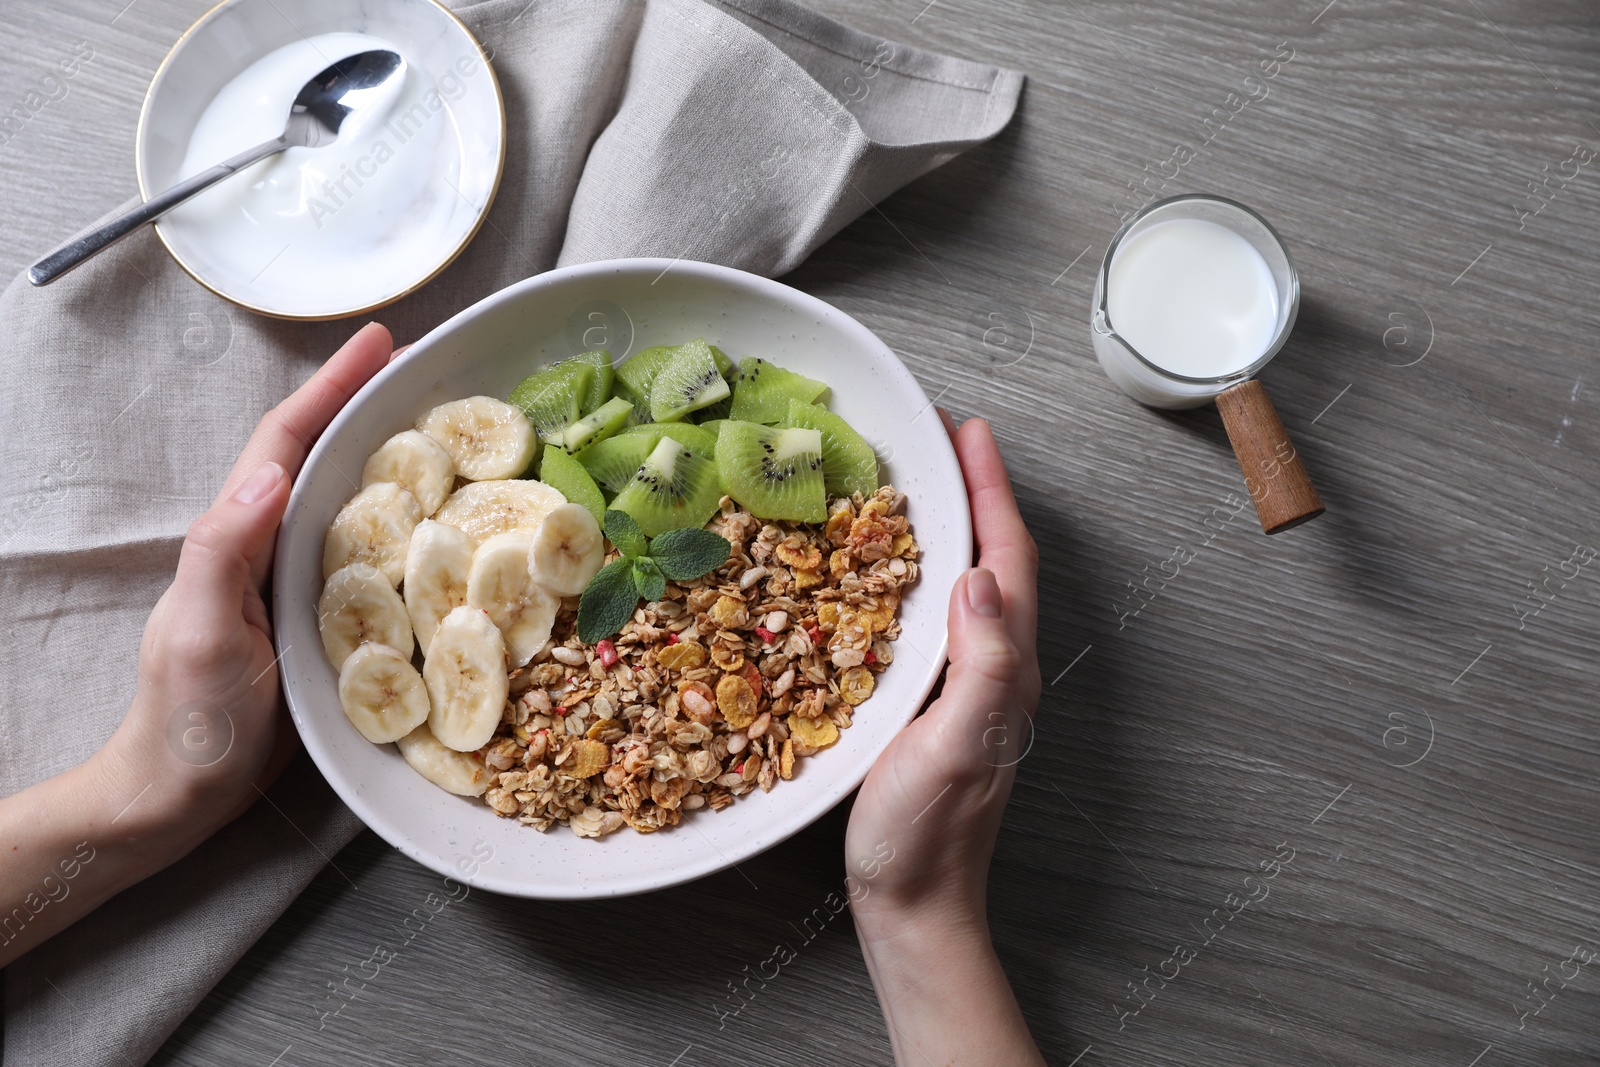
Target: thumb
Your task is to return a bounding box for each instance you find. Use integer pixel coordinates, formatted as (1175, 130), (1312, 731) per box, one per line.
(170, 461), (290, 638)
(933, 568), (1027, 767)
(945, 568), (1024, 692)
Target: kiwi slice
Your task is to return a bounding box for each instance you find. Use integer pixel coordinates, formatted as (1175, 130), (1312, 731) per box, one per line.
(649, 339), (730, 422)
(613, 379), (646, 425)
(579, 422), (718, 496)
(509, 362), (596, 439)
(549, 396), (632, 453)
(610, 437), (724, 536)
(576, 433), (656, 494)
(617, 421), (718, 458)
(539, 445), (607, 525)
(615, 345), (677, 421)
(693, 345), (737, 422)
(782, 399), (878, 498)
(728, 358), (827, 424)
(716, 420), (827, 523)
(565, 350), (616, 414)
(693, 397), (733, 423)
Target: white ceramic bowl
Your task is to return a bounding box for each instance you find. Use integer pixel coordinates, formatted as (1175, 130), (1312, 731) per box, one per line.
(136, 0), (503, 320)
(274, 260), (971, 897)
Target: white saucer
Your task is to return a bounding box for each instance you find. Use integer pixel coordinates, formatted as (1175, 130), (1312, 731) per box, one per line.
(136, 0), (504, 320)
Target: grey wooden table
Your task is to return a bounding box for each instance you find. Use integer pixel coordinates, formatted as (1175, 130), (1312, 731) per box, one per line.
(5, 0), (1600, 1063)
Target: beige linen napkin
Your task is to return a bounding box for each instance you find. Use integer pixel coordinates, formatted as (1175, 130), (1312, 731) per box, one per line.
(0, 0), (1019, 1062)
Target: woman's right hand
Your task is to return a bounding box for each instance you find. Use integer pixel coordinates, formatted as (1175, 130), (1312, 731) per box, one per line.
(845, 414), (1046, 1066)
(0, 322), (397, 970)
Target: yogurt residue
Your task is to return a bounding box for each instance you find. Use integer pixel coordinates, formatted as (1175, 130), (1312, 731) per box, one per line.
(164, 32), (473, 312)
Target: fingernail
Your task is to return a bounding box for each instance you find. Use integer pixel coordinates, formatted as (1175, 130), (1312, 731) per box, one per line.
(967, 568), (1003, 618)
(233, 461), (284, 504)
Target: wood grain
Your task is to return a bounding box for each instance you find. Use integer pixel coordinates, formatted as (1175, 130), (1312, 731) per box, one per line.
(1216, 379), (1325, 533)
(2, 0), (1599, 1064)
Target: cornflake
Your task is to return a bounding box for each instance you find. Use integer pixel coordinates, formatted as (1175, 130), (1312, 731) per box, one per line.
(474, 488), (918, 838)
(716, 674), (759, 729)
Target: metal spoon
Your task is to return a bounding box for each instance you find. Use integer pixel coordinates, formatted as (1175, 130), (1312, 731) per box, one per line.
(29, 49), (405, 287)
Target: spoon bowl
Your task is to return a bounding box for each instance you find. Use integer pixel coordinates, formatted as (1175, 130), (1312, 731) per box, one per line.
(284, 50), (406, 148)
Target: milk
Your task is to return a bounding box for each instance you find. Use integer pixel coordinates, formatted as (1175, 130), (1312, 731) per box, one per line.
(1104, 218), (1279, 380)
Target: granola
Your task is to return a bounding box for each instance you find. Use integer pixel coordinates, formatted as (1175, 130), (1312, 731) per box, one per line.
(478, 485), (918, 838)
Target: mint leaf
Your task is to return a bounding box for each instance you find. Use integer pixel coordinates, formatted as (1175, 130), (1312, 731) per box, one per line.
(649, 528), (731, 580)
(604, 509), (648, 559)
(577, 558), (640, 643)
(632, 557), (666, 602)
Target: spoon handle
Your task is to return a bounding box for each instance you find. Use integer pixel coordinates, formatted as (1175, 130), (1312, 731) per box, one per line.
(1216, 379), (1325, 534)
(28, 135), (289, 286)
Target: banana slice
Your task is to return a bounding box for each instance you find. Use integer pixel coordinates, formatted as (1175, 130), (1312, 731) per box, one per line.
(424, 605), (510, 752)
(467, 532), (559, 667)
(433, 479), (566, 546)
(529, 502), (605, 596)
(417, 397), (537, 481)
(322, 482), (422, 585)
(404, 519), (474, 655)
(396, 723), (493, 797)
(318, 563), (414, 669)
(361, 430), (455, 517)
(338, 642), (431, 743)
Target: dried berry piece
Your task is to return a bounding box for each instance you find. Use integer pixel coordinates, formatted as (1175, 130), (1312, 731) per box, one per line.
(740, 660), (764, 695)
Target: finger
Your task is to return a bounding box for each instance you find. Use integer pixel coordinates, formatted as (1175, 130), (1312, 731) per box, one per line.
(938, 407), (958, 439)
(170, 461), (291, 646)
(214, 322), (393, 505)
(952, 419), (1038, 663)
(947, 568), (1022, 684)
(390, 342), (412, 363)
